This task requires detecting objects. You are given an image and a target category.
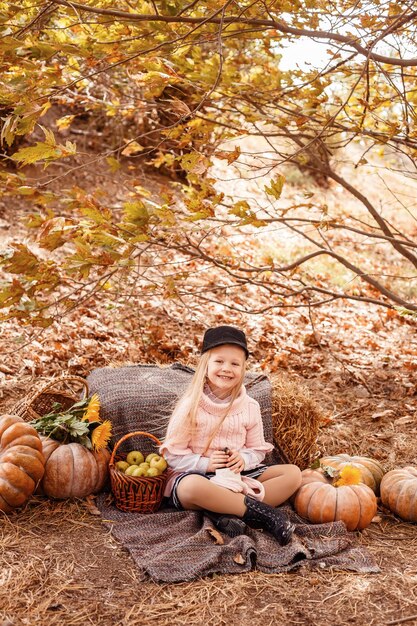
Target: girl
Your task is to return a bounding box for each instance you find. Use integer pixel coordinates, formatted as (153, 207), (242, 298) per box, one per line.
(160, 325), (302, 545)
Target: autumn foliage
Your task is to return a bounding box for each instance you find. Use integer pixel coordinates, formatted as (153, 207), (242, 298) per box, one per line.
(1, 1), (417, 326)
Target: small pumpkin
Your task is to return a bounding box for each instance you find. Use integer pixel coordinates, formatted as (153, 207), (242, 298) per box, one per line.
(0, 414), (45, 513)
(294, 468), (377, 531)
(380, 466), (417, 522)
(319, 454), (385, 494)
(39, 437), (110, 499)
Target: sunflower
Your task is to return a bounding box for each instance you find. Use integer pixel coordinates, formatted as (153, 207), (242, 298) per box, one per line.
(91, 420), (112, 451)
(82, 394), (101, 423)
(335, 465), (362, 487)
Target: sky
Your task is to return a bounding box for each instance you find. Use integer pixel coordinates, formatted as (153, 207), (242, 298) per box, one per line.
(279, 37), (332, 70)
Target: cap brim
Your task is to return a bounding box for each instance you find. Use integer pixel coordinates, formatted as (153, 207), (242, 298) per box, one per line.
(202, 340), (249, 359)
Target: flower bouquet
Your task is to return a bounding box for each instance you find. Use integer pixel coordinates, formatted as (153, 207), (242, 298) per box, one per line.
(30, 394), (113, 499)
(30, 393), (112, 451)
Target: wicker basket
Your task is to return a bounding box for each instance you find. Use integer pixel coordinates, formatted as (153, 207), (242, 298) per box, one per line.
(109, 431), (169, 513)
(13, 376), (89, 422)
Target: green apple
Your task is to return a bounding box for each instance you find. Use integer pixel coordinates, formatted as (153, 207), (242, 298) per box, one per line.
(132, 466), (148, 477)
(146, 467), (161, 477)
(138, 462), (150, 471)
(126, 450), (144, 465)
(150, 456), (168, 473)
(115, 461), (130, 473)
(145, 453), (160, 464)
(125, 464), (140, 476)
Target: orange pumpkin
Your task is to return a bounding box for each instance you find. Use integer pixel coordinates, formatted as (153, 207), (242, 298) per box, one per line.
(294, 468), (377, 531)
(319, 454), (385, 494)
(0, 414), (45, 513)
(39, 437), (110, 499)
(380, 466), (417, 522)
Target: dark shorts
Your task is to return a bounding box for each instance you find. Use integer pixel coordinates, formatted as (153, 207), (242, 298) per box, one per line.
(166, 465), (269, 510)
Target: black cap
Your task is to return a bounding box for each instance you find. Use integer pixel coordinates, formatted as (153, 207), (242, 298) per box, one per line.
(201, 325), (249, 359)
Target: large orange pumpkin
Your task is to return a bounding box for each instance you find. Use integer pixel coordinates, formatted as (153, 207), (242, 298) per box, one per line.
(39, 437), (110, 499)
(319, 454), (385, 494)
(294, 468), (377, 531)
(380, 466), (417, 522)
(0, 414), (45, 513)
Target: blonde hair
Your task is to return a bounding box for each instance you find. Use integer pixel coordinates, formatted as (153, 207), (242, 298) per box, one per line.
(164, 348), (246, 454)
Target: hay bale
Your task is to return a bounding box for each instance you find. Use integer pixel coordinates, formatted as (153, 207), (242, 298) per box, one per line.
(270, 374), (324, 469)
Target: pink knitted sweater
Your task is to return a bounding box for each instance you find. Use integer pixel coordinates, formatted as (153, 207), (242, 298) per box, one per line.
(160, 386), (274, 497)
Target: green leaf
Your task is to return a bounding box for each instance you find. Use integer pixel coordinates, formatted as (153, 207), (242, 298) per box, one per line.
(320, 465), (340, 480)
(67, 419), (90, 438)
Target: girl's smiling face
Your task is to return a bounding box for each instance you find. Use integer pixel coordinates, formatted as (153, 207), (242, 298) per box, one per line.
(206, 344), (245, 398)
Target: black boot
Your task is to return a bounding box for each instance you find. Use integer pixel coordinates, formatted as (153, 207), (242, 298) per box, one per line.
(242, 496), (294, 546)
(204, 511), (246, 537)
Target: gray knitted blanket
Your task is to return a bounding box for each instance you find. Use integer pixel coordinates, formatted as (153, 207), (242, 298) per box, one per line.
(88, 364), (380, 582)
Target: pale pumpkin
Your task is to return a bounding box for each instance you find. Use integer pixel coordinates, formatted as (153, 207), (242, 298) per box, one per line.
(380, 466), (417, 522)
(319, 454), (385, 494)
(0, 414), (45, 513)
(39, 436), (111, 499)
(294, 468), (377, 531)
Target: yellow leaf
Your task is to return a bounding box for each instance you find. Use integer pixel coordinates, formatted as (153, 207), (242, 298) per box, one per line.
(265, 174), (285, 200)
(56, 115), (75, 131)
(1, 244), (39, 274)
(106, 156), (121, 172)
(11, 143), (59, 166)
(122, 201), (149, 227)
(121, 141), (145, 156)
(133, 185), (151, 198)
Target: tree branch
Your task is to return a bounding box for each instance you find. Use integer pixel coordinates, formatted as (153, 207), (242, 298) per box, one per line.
(49, 0), (417, 66)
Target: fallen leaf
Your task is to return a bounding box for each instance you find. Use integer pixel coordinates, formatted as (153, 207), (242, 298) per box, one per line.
(371, 409), (395, 421)
(371, 515), (382, 524)
(85, 495), (101, 516)
(206, 527), (224, 545)
(394, 415), (414, 426)
(373, 432), (393, 441)
(233, 553), (246, 565)
(105, 493), (114, 506)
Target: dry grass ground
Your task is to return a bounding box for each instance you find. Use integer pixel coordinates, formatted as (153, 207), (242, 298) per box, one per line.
(1, 496), (417, 626)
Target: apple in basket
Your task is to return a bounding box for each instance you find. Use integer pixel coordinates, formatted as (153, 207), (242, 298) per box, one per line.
(115, 461), (130, 473)
(132, 466), (148, 477)
(126, 450), (144, 465)
(145, 453), (160, 464)
(146, 467), (161, 477)
(125, 465), (140, 476)
(150, 455), (168, 473)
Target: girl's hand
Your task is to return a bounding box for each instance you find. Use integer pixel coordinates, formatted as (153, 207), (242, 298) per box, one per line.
(226, 450), (245, 474)
(207, 450), (229, 473)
